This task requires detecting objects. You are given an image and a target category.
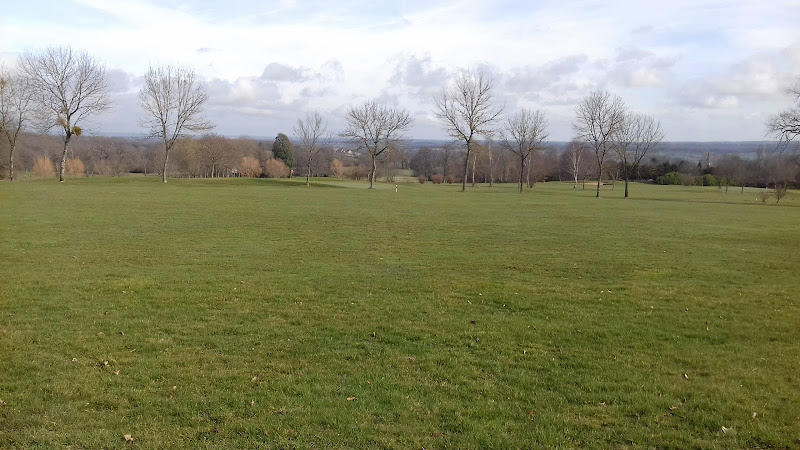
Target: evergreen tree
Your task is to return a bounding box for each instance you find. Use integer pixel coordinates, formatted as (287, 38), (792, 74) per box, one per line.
(272, 133), (294, 177)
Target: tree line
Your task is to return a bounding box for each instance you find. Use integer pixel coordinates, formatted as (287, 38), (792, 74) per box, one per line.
(1, 45), (799, 198)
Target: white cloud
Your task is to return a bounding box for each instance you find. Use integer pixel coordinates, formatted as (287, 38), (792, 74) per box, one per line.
(4, 0), (800, 140)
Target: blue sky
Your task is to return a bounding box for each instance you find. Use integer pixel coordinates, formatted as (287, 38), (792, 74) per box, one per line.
(2, 0), (799, 141)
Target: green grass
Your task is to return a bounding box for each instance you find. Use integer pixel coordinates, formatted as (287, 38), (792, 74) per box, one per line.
(1, 177), (798, 448)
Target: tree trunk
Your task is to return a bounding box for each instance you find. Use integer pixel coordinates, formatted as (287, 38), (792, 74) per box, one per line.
(526, 156), (532, 188)
(369, 153), (376, 188)
(162, 140), (170, 183)
(306, 157), (312, 186)
(624, 177), (629, 198)
(596, 165), (602, 198)
(471, 153), (476, 187)
(461, 141), (470, 192)
(9, 144), (15, 181)
(60, 133), (72, 182)
(573, 171), (578, 189)
(488, 148), (494, 188)
(519, 156), (524, 193)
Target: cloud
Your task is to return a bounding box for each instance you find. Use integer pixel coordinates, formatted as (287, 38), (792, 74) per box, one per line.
(260, 62), (309, 82)
(607, 47), (676, 88)
(504, 55), (588, 94)
(675, 44), (800, 110)
(388, 53), (449, 98)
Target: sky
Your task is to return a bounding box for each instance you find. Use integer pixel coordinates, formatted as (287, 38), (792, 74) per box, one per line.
(2, 0), (799, 141)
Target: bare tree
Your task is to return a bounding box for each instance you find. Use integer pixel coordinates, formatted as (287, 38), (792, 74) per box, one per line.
(501, 108), (549, 192)
(614, 112), (664, 198)
(573, 90), (626, 197)
(433, 68), (503, 191)
(139, 65), (212, 183)
(294, 111), (329, 186)
(562, 140), (590, 189)
(767, 79), (800, 144)
(0, 65), (35, 181)
(199, 133), (235, 177)
(439, 144), (458, 183)
(340, 99), (412, 189)
(19, 46), (111, 182)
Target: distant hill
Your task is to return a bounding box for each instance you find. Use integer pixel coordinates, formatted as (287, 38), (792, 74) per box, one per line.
(404, 140), (785, 161)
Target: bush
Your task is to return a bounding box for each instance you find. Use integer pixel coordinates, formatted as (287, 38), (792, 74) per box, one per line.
(656, 171), (681, 185)
(65, 158), (85, 177)
(701, 174), (717, 186)
(33, 156), (56, 178)
(330, 159), (343, 179)
(431, 174), (444, 184)
(681, 174), (697, 186)
(92, 159), (114, 177)
(418, 175), (427, 184)
(264, 159), (289, 178)
(346, 165), (369, 181)
(239, 156), (261, 178)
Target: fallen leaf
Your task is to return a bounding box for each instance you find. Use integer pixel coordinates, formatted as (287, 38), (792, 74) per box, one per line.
(114, 370), (120, 376)
(71, 358), (78, 363)
(97, 332), (105, 337)
(123, 434), (134, 443)
(683, 373), (689, 379)
(346, 397), (356, 401)
(251, 376), (258, 382)
(669, 406), (678, 411)
(752, 412), (757, 419)
(0, 399), (6, 407)
(721, 426), (736, 436)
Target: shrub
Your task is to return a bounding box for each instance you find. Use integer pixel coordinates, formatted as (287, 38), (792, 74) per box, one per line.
(431, 174), (444, 184)
(418, 175), (427, 184)
(239, 156), (261, 178)
(93, 159), (114, 177)
(701, 174), (717, 186)
(65, 158), (85, 177)
(656, 171), (681, 185)
(33, 156), (56, 178)
(681, 174), (697, 186)
(330, 159), (343, 179)
(264, 159), (289, 178)
(346, 165), (369, 181)
(775, 183), (788, 203)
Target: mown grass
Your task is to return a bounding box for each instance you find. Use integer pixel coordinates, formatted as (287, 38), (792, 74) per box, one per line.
(0, 177), (798, 448)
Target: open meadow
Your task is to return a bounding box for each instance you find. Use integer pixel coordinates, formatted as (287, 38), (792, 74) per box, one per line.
(1, 177), (798, 448)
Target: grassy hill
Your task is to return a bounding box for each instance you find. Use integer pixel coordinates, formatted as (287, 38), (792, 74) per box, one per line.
(1, 177), (797, 448)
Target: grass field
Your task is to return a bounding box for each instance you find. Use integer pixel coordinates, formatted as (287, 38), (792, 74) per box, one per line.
(1, 177), (798, 448)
